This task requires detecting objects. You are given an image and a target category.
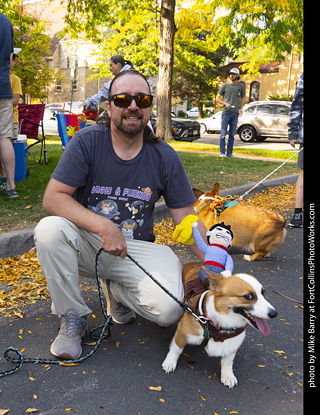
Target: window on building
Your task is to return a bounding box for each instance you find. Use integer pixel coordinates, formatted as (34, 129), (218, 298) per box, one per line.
(67, 57), (70, 68)
(72, 80), (77, 90)
(249, 81), (260, 102)
(56, 81), (61, 92)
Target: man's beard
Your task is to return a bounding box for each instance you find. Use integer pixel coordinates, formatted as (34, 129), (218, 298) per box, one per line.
(113, 112), (146, 137)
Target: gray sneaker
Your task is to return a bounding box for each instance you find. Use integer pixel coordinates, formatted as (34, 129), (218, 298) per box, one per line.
(50, 311), (88, 359)
(103, 281), (136, 324)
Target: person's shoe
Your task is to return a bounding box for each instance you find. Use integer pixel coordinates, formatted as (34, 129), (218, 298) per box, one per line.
(104, 281), (136, 324)
(219, 153), (226, 157)
(3, 188), (19, 198)
(289, 211), (303, 228)
(227, 154), (236, 158)
(50, 311), (88, 359)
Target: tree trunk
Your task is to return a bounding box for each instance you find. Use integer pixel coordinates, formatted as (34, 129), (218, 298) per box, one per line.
(156, 0), (176, 141)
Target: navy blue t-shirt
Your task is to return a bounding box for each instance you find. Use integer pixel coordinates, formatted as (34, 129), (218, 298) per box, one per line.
(0, 13), (14, 99)
(52, 124), (196, 241)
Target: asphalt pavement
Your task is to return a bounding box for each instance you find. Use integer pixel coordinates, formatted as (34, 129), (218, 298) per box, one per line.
(0, 176), (303, 415)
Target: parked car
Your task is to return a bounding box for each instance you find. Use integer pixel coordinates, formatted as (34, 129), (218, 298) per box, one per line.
(40, 108), (59, 136)
(83, 104), (99, 120)
(236, 100), (291, 142)
(198, 111), (223, 134)
(187, 107), (199, 118)
(150, 114), (200, 141)
(45, 102), (84, 115)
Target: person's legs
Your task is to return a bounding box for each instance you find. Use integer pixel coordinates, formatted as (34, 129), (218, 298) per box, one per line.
(289, 146), (303, 227)
(0, 99), (16, 195)
(219, 114), (229, 155)
(34, 216), (184, 325)
(226, 114), (238, 156)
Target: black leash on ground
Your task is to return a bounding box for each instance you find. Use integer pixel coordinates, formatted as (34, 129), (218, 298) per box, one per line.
(1, 248), (205, 378)
(0, 248), (113, 378)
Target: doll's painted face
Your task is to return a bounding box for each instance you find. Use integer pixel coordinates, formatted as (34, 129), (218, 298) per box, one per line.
(207, 225), (233, 248)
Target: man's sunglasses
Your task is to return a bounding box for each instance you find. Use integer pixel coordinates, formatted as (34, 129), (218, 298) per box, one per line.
(109, 94), (153, 108)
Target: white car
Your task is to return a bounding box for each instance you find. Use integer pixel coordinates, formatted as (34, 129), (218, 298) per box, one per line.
(40, 108), (59, 136)
(198, 111), (223, 134)
(187, 107), (199, 118)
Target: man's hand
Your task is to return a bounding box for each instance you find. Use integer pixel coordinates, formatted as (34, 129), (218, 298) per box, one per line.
(100, 225), (127, 259)
(289, 138), (298, 148)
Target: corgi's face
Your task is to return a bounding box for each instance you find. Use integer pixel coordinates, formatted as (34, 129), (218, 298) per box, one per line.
(204, 268), (277, 336)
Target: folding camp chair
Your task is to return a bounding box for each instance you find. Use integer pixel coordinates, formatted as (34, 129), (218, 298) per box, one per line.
(18, 103), (48, 167)
(56, 112), (87, 148)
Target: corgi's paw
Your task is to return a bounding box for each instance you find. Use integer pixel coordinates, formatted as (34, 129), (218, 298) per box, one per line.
(162, 354), (178, 373)
(243, 254), (251, 262)
(221, 373), (238, 388)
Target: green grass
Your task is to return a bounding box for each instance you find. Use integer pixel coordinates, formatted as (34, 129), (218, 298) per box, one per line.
(177, 152), (298, 192)
(168, 141), (298, 161)
(0, 137), (298, 234)
(1, 141), (63, 233)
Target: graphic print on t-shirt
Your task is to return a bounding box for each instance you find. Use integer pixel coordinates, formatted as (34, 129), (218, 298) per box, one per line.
(88, 184), (154, 240)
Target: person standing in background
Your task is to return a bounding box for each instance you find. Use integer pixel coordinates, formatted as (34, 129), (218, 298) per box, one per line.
(0, 48), (22, 189)
(79, 55), (135, 109)
(216, 68), (245, 158)
(0, 12), (18, 198)
(10, 48), (23, 140)
(288, 73), (303, 228)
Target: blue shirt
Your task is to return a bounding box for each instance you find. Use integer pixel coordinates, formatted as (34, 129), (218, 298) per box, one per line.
(0, 13), (14, 99)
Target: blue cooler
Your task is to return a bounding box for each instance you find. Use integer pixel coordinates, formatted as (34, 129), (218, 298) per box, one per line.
(13, 135), (28, 182)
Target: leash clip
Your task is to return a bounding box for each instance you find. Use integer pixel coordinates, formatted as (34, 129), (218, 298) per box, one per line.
(184, 305), (208, 324)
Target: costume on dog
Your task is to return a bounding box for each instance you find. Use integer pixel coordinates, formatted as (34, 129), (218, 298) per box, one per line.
(193, 222), (233, 283)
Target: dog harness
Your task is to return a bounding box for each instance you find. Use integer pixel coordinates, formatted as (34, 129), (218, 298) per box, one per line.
(185, 288), (247, 346)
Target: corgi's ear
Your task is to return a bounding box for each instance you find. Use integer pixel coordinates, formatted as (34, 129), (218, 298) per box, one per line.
(202, 267), (223, 291)
(212, 183), (219, 195)
(192, 188), (204, 200)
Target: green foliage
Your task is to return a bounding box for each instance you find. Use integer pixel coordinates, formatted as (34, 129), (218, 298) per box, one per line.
(268, 94), (294, 101)
(1, 0), (60, 101)
(61, 0), (303, 80)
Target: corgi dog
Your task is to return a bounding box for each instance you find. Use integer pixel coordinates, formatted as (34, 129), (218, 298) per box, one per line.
(162, 263), (277, 388)
(193, 184), (286, 261)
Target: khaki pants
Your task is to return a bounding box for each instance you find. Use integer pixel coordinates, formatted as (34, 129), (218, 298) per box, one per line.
(34, 216), (184, 325)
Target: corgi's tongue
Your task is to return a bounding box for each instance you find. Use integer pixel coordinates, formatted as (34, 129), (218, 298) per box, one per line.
(255, 317), (270, 336)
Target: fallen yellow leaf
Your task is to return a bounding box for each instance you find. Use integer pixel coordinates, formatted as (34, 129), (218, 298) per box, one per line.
(200, 396), (206, 401)
(159, 399), (165, 403)
(273, 350), (286, 356)
(29, 377), (35, 381)
(116, 342), (120, 348)
(24, 205), (32, 209)
(0, 410), (10, 415)
(148, 386), (162, 392)
(26, 409), (38, 414)
(59, 362), (79, 367)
